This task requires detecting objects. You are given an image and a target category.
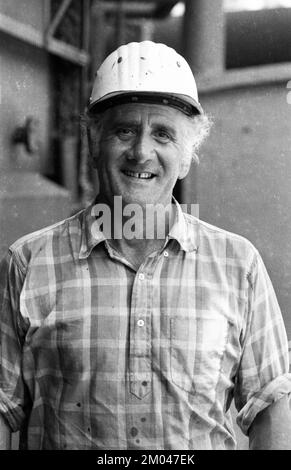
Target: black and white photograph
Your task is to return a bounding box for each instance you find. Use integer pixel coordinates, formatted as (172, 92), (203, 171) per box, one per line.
(0, 0), (291, 455)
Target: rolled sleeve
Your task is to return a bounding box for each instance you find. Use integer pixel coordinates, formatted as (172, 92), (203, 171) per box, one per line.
(0, 250), (29, 432)
(234, 249), (291, 435)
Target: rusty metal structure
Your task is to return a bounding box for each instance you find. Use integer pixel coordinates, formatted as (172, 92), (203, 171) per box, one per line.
(0, 0), (90, 65)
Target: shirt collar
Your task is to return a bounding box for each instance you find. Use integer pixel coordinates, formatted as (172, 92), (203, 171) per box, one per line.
(78, 197), (199, 259)
(167, 197), (199, 253)
(79, 202), (107, 259)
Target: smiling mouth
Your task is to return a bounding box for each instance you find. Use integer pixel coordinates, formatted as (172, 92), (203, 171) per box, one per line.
(122, 170), (155, 179)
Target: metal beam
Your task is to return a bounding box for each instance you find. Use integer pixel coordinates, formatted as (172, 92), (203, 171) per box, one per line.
(93, 1), (156, 16)
(81, 0), (91, 106)
(115, 0), (126, 47)
(0, 12), (89, 66)
(90, 0), (107, 75)
(42, 0), (51, 32)
(96, 0), (180, 16)
(47, 38), (89, 66)
(196, 62), (291, 94)
(0, 12), (43, 48)
(82, 0), (91, 53)
(45, 0), (72, 38)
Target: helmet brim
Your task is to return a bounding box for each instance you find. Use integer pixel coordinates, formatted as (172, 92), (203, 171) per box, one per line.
(88, 91), (203, 117)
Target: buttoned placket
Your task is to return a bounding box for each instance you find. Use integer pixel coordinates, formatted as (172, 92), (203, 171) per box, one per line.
(127, 244), (171, 401)
(128, 266), (152, 400)
(126, 247), (171, 449)
(104, 241), (157, 400)
(104, 241), (170, 447)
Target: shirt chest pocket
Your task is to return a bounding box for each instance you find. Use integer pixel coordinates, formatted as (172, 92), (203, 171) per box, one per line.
(170, 313), (229, 394)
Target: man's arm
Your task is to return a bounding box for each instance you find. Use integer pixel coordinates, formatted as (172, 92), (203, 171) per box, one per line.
(249, 395), (291, 450)
(0, 252), (27, 450)
(235, 249), (291, 438)
(0, 414), (11, 450)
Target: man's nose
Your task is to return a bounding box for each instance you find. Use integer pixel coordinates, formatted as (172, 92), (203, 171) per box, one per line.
(128, 133), (155, 163)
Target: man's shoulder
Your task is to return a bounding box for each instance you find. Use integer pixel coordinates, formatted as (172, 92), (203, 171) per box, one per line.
(184, 212), (258, 260)
(8, 208), (86, 268)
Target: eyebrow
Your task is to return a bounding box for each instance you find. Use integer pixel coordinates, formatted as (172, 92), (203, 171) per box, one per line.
(152, 123), (177, 136)
(107, 118), (177, 136)
(109, 118), (139, 128)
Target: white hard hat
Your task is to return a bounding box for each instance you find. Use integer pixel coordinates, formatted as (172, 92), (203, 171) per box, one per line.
(88, 41), (203, 116)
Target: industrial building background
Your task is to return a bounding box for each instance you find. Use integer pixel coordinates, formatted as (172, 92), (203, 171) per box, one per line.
(0, 0), (291, 450)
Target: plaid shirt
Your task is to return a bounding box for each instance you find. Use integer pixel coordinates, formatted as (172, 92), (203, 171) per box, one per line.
(0, 201), (290, 450)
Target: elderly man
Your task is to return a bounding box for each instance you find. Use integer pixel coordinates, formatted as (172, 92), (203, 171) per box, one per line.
(0, 41), (291, 450)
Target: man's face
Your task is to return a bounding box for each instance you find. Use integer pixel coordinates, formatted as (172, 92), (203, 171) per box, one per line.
(92, 103), (192, 207)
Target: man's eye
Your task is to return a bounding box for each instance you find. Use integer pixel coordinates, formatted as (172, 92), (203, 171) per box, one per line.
(155, 130), (171, 142)
(117, 128), (135, 139)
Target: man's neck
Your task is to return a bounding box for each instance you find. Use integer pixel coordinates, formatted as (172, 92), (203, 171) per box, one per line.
(95, 195), (176, 269)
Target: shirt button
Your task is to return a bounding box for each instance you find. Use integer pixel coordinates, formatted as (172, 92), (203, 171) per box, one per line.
(137, 319), (145, 327)
(164, 251), (169, 257)
(138, 273), (145, 280)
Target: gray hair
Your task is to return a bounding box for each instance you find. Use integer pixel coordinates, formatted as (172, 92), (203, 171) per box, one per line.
(181, 113), (212, 164)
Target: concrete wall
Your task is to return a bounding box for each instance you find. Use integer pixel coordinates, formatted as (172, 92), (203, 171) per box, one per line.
(182, 82), (291, 339)
(0, 0), (44, 30)
(0, 172), (71, 258)
(0, 0), (50, 172)
(0, 0), (71, 256)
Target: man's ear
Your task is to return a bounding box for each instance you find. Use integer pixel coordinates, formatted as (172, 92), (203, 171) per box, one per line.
(178, 154), (192, 180)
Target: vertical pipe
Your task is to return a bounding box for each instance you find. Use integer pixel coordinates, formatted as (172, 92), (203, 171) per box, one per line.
(183, 0), (225, 76)
(86, 0), (108, 198)
(115, 0), (126, 47)
(81, 0), (91, 108)
(91, 0), (107, 77)
(140, 20), (154, 42)
(77, 0), (92, 205)
(42, 0), (51, 34)
(180, 0), (225, 207)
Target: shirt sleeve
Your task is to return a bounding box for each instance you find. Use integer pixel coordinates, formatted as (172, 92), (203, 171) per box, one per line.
(234, 248), (291, 435)
(0, 249), (29, 432)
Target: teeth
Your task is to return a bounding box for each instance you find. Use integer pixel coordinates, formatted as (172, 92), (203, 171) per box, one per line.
(139, 172), (152, 179)
(124, 170), (153, 179)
